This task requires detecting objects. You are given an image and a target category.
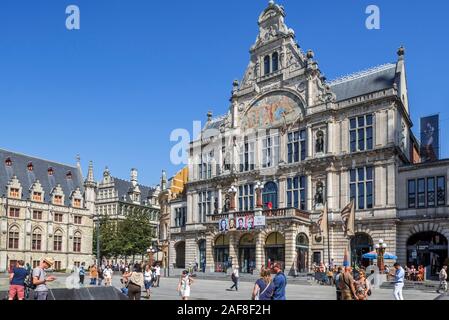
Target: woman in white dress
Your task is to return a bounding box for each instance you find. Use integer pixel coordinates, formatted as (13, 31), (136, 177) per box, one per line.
(177, 270), (194, 300)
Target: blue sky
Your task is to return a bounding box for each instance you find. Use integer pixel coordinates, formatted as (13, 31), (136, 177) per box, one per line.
(0, 0), (448, 186)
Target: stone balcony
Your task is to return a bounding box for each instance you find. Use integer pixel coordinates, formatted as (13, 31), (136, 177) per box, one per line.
(206, 207), (312, 223)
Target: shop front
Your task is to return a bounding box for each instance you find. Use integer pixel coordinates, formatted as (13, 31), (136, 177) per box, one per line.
(238, 233), (256, 274)
(214, 234), (230, 272)
(296, 233), (309, 273)
(265, 232), (285, 269)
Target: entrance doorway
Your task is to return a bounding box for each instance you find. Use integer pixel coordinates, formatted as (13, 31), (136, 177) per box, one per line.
(407, 231), (448, 279)
(239, 234), (256, 274)
(351, 233), (373, 268)
(175, 241), (185, 269)
(198, 240), (206, 272)
(265, 232), (285, 269)
(296, 233), (309, 273)
(214, 235), (230, 272)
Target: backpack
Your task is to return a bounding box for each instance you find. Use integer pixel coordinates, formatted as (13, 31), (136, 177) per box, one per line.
(338, 273), (348, 291)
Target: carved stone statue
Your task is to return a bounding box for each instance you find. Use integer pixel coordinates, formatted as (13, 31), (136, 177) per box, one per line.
(315, 182), (324, 206)
(315, 130), (324, 153)
(223, 195), (231, 213)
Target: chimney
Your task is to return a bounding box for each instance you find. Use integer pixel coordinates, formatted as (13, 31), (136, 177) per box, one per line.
(131, 168), (138, 187)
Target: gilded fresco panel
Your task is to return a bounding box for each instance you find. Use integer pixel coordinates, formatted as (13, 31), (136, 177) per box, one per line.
(241, 92), (302, 130)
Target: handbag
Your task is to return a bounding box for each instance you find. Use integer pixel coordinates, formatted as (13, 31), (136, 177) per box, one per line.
(253, 280), (272, 300)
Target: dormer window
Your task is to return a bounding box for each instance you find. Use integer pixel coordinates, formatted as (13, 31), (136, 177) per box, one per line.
(48, 167), (54, 176)
(54, 195), (63, 205)
(9, 188), (20, 199)
(73, 198), (81, 208)
(66, 171), (72, 180)
(272, 52), (279, 72)
(264, 55), (270, 75)
(32, 192), (43, 202)
(5, 158), (12, 166)
(27, 162), (34, 171)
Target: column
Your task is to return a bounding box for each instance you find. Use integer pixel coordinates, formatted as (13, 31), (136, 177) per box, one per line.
(278, 177), (286, 208)
(387, 163), (396, 206)
(375, 166), (386, 208)
(307, 175), (312, 211)
(326, 170), (334, 211)
(187, 192), (194, 224)
(228, 233), (238, 270)
(387, 109), (396, 145)
(284, 227), (296, 276)
(205, 232), (215, 273)
(341, 119), (349, 153)
(255, 232), (264, 271)
(307, 125), (312, 159)
(217, 186), (223, 214)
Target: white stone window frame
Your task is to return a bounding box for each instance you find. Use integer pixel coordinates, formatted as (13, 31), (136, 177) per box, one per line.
(349, 114), (374, 153)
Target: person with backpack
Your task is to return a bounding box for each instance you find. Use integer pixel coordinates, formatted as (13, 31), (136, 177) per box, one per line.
(229, 266), (239, 291)
(8, 260), (28, 300)
(251, 268), (274, 300)
(32, 257), (56, 300)
(271, 263), (287, 300)
(79, 263), (86, 285)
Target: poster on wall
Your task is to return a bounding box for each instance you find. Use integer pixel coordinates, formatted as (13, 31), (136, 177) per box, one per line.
(218, 218), (228, 232)
(420, 115), (439, 162)
(254, 215), (266, 229)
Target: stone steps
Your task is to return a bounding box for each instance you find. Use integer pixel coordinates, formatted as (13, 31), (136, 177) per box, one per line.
(380, 281), (440, 291)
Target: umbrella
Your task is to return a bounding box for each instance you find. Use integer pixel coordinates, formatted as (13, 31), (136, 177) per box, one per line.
(362, 251), (397, 260)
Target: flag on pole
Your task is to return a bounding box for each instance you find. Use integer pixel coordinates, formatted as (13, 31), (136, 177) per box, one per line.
(341, 199), (355, 238)
(317, 202), (328, 235)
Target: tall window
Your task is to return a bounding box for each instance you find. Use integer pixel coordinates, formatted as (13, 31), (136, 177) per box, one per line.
(9, 188), (20, 198)
(32, 192), (42, 202)
(350, 167), (373, 210)
(175, 207), (187, 227)
(9, 207), (20, 218)
(54, 232), (63, 251)
(437, 177), (446, 206)
(74, 216), (82, 224)
(287, 130), (306, 163)
(350, 115), (373, 152)
(272, 52), (279, 72)
(262, 135), (279, 168)
(408, 180), (416, 208)
(54, 261), (61, 271)
(73, 233), (81, 252)
(264, 55), (270, 75)
(33, 210), (43, 220)
(417, 178), (425, 208)
(287, 176), (306, 210)
(240, 140), (255, 172)
(198, 191), (211, 223)
(32, 229), (42, 251)
(427, 177), (436, 207)
(8, 226), (19, 249)
(239, 184), (254, 211)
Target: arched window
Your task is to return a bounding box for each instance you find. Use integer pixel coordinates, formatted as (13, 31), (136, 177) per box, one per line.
(264, 55), (271, 75)
(73, 232), (82, 252)
(8, 226), (19, 249)
(54, 230), (63, 252)
(32, 228), (42, 251)
(272, 52), (279, 72)
(263, 182), (278, 209)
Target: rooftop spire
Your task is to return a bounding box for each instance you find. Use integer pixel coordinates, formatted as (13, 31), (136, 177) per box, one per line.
(87, 161), (94, 182)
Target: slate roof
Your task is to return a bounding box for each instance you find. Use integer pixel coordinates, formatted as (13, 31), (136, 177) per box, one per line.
(112, 177), (156, 205)
(0, 148), (84, 206)
(328, 64), (397, 102)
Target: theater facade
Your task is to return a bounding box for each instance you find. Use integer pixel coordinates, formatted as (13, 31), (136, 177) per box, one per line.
(168, 1), (449, 278)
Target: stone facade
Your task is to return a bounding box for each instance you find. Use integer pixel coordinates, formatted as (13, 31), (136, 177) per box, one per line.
(168, 1), (449, 278)
(0, 150), (95, 272)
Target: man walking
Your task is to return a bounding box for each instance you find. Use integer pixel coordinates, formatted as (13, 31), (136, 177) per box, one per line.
(390, 262), (405, 300)
(229, 266), (239, 291)
(32, 257), (56, 300)
(438, 265), (448, 293)
(272, 263), (287, 300)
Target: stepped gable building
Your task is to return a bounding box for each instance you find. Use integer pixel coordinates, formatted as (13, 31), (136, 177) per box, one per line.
(0, 149), (95, 272)
(96, 167), (160, 242)
(169, 1), (448, 278)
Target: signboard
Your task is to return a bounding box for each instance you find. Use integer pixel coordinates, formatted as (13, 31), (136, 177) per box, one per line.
(254, 216), (266, 228)
(420, 115), (439, 162)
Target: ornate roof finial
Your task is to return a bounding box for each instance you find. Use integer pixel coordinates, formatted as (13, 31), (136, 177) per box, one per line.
(397, 45), (405, 57)
(207, 111), (213, 122)
(269, 0), (275, 6)
(86, 160), (94, 183)
(76, 154), (81, 167)
(306, 49), (315, 60)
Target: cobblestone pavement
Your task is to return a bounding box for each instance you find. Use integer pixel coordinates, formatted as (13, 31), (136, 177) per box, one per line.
(0, 274), (440, 300)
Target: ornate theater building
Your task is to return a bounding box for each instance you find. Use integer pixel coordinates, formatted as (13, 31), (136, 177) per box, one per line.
(169, 1), (449, 278)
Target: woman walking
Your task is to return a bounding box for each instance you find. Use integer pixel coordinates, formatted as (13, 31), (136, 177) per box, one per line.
(89, 265), (98, 285)
(123, 264), (144, 300)
(177, 270), (194, 300)
(251, 268), (274, 300)
(144, 265), (153, 299)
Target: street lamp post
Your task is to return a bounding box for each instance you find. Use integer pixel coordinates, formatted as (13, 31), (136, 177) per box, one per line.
(147, 247), (156, 267)
(375, 239), (387, 273)
(254, 181), (264, 209)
